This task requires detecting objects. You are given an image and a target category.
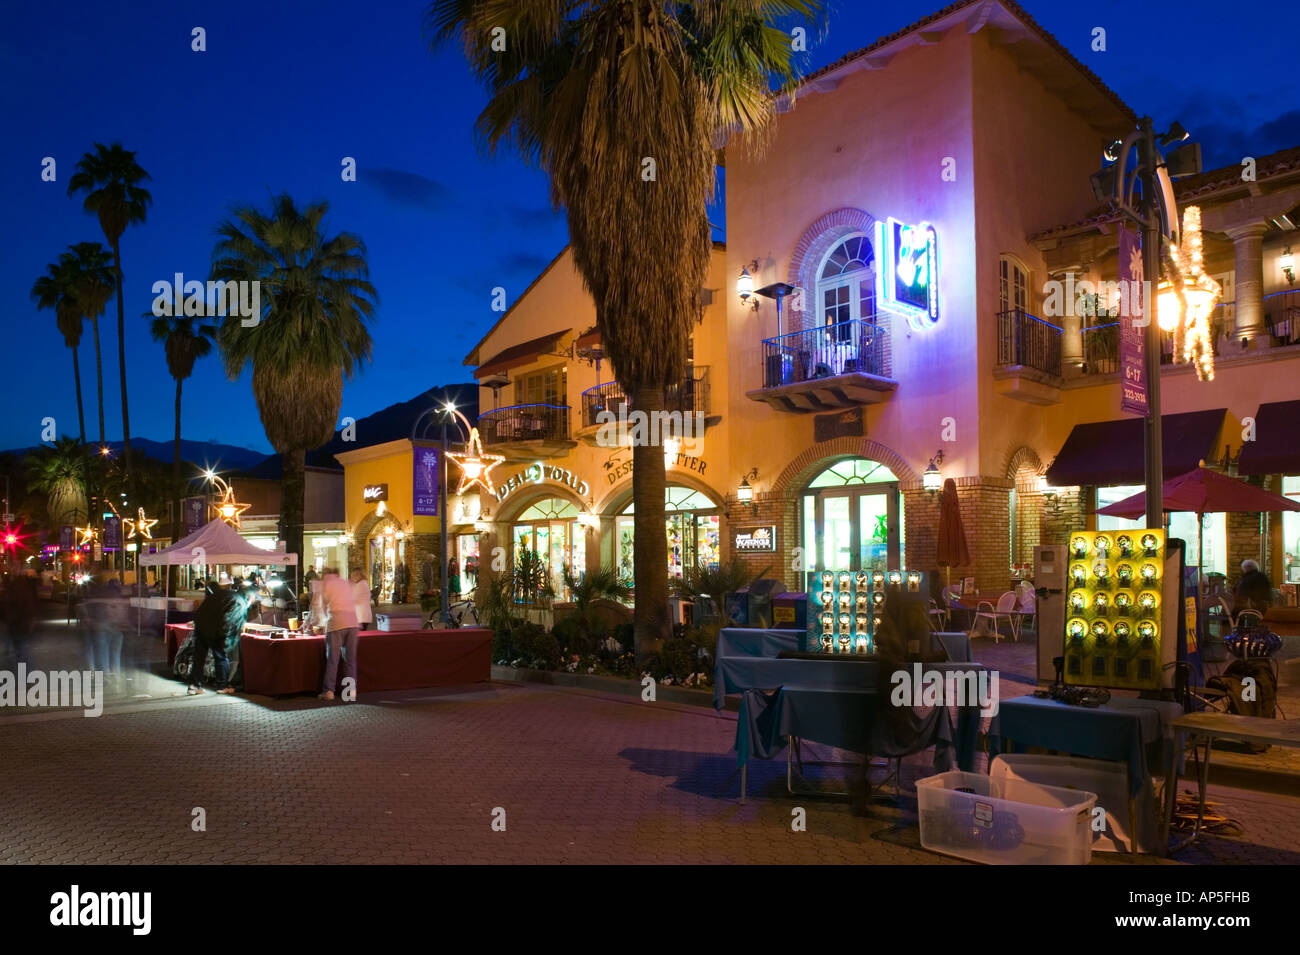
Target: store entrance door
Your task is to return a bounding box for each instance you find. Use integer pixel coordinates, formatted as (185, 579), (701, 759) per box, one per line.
(807, 485), (900, 574)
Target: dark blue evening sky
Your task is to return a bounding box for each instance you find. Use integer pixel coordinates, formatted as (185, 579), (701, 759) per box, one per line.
(2, 0), (1294, 454)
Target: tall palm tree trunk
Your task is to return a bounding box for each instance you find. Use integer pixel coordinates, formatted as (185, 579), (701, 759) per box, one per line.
(112, 243), (132, 485)
(91, 318), (105, 446)
(631, 386), (670, 663)
(281, 447), (306, 573)
(170, 375), (184, 590)
(71, 345), (86, 445)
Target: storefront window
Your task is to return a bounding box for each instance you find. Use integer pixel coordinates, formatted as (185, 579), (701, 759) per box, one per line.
(1282, 476), (1300, 583)
(456, 533), (480, 596)
(513, 497), (582, 598)
(616, 485), (721, 581)
(802, 459), (902, 574)
(818, 234), (876, 342)
(1096, 484), (1226, 576)
(367, 525), (406, 603)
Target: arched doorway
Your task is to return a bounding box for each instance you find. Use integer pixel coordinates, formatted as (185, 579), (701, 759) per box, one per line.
(800, 458), (903, 578)
(510, 496), (585, 599)
(613, 484), (721, 582)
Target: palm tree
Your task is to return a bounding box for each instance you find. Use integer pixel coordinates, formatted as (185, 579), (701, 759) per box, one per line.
(32, 258), (87, 445)
(428, 0), (820, 662)
(148, 306), (216, 546)
(64, 242), (117, 447)
(26, 436), (89, 531)
(211, 194), (376, 567)
(68, 142), (153, 485)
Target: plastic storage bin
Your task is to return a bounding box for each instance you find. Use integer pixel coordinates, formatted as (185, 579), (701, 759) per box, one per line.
(990, 754), (1142, 854)
(916, 770), (1096, 865)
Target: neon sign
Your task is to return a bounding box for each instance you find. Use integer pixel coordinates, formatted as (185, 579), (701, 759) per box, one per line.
(875, 217), (939, 331)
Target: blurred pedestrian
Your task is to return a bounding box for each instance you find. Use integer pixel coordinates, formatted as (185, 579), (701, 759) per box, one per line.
(1236, 559), (1273, 616)
(314, 568), (359, 702)
(351, 568), (373, 632)
(3, 570), (38, 667)
(189, 579), (249, 695)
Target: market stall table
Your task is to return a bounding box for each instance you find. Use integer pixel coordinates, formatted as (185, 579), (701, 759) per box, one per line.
(988, 694), (1184, 854)
(239, 628), (492, 696)
(714, 628), (983, 799)
(1164, 711), (1300, 852)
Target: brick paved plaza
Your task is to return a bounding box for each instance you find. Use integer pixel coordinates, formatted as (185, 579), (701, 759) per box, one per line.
(3, 634), (1298, 865)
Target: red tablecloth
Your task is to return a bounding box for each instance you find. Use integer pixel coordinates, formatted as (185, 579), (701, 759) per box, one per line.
(239, 628), (493, 696)
(165, 623), (194, 666)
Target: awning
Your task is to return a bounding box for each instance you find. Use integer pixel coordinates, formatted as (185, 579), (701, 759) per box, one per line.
(474, 331), (570, 379)
(1045, 409), (1226, 487)
(1237, 399), (1300, 476)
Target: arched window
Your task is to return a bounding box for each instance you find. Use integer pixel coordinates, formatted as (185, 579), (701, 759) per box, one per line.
(1000, 256), (1029, 314)
(801, 458), (903, 575)
(817, 234), (876, 342)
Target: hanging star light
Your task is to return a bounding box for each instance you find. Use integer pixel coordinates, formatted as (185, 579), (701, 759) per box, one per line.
(1158, 205), (1221, 382)
(123, 506), (158, 540)
(77, 524), (98, 548)
(207, 474), (252, 528)
(447, 426), (505, 496)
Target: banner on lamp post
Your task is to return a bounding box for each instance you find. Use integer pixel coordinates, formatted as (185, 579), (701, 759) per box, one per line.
(413, 447), (440, 517)
(1118, 223), (1148, 417)
(184, 497), (206, 533)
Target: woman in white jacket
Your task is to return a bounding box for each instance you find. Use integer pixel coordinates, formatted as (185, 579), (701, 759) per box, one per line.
(351, 568), (374, 629)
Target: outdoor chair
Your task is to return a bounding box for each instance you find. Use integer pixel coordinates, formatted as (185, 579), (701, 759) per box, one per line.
(971, 591), (1020, 642)
(926, 598), (949, 631)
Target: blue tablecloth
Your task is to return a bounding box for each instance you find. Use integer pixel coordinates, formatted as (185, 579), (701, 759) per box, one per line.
(737, 683), (976, 771)
(988, 695), (1183, 797)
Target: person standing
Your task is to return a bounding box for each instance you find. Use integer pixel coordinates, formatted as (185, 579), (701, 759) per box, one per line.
(351, 568), (373, 632)
(316, 568), (359, 702)
(1235, 559), (1273, 616)
(189, 580), (249, 695)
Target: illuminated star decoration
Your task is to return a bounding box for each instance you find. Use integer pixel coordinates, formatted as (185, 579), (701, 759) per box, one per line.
(447, 427), (505, 496)
(123, 506), (158, 540)
(78, 524), (98, 548)
(207, 474), (252, 528)
(1163, 205), (1221, 382)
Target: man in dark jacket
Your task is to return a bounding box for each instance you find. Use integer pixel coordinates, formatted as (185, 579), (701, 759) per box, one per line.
(189, 580), (249, 695)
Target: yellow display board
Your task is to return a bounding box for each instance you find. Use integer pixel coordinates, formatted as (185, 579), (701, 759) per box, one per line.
(1063, 529), (1165, 690)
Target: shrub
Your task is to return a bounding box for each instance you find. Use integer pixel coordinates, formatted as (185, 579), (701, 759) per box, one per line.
(512, 621), (561, 670)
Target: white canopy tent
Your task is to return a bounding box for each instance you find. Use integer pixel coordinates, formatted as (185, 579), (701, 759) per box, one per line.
(137, 519), (299, 635)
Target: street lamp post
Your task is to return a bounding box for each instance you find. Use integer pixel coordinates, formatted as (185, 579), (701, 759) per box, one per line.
(1138, 118), (1165, 531)
(440, 415), (451, 627)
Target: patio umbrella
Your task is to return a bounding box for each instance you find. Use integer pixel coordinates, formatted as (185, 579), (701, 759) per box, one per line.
(936, 477), (970, 590)
(1096, 467), (1300, 578)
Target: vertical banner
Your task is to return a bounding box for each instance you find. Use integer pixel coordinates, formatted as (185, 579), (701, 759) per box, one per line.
(60, 525), (74, 551)
(413, 446), (440, 517)
(1118, 223), (1148, 416)
(184, 497), (206, 533)
(103, 516), (122, 550)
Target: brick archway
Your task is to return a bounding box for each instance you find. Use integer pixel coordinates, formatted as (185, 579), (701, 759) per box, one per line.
(787, 207), (877, 331)
(1003, 444), (1045, 481)
(773, 436), (919, 495)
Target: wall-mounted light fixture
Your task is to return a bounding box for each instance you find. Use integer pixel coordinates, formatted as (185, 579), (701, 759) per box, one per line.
(922, 451), (945, 496)
(737, 467), (759, 514)
(1281, 247), (1295, 285)
(1039, 475), (1062, 514)
(737, 260), (759, 311)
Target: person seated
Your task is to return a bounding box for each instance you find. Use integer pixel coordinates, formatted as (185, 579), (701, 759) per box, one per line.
(1235, 559), (1273, 617)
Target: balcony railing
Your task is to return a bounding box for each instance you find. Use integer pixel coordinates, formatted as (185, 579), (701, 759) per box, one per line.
(759, 319), (888, 389)
(479, 403), (569, 446)
(580, 367), (711, 429)
(997, 308), (1062, 377)
(1264, 289), (1299, 345)
(1080, 321), (1119, 375)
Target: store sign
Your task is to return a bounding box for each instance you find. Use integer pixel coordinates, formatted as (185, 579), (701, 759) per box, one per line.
(734, 525), (777, 552)
(603, 449), (709, 484)
(496, 462), (590, 503)
(362, 484), (389, 503)
(1118, 223), (1148, 416)
(876, 217), (939, 331)
(413, 448), (440, 516)
(814, 407), (864, 442)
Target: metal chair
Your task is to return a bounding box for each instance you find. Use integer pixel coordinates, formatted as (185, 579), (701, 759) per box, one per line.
(927, 598), (949, 631)
(971, 591), (1021, 642)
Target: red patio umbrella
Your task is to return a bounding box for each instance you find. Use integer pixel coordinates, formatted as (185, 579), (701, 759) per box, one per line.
(1096, 467), (1300, 578)
(936, 477), (970, 590)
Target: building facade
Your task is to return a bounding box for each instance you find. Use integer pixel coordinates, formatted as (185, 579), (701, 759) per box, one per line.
(443, 0), (1300, 603)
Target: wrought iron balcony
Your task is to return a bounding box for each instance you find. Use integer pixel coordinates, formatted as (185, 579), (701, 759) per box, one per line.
(998, 308), (1062, 377)
(478, 403), (573, 459)
(746, 319), (895, 414)
(580, 367), (711, 430)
